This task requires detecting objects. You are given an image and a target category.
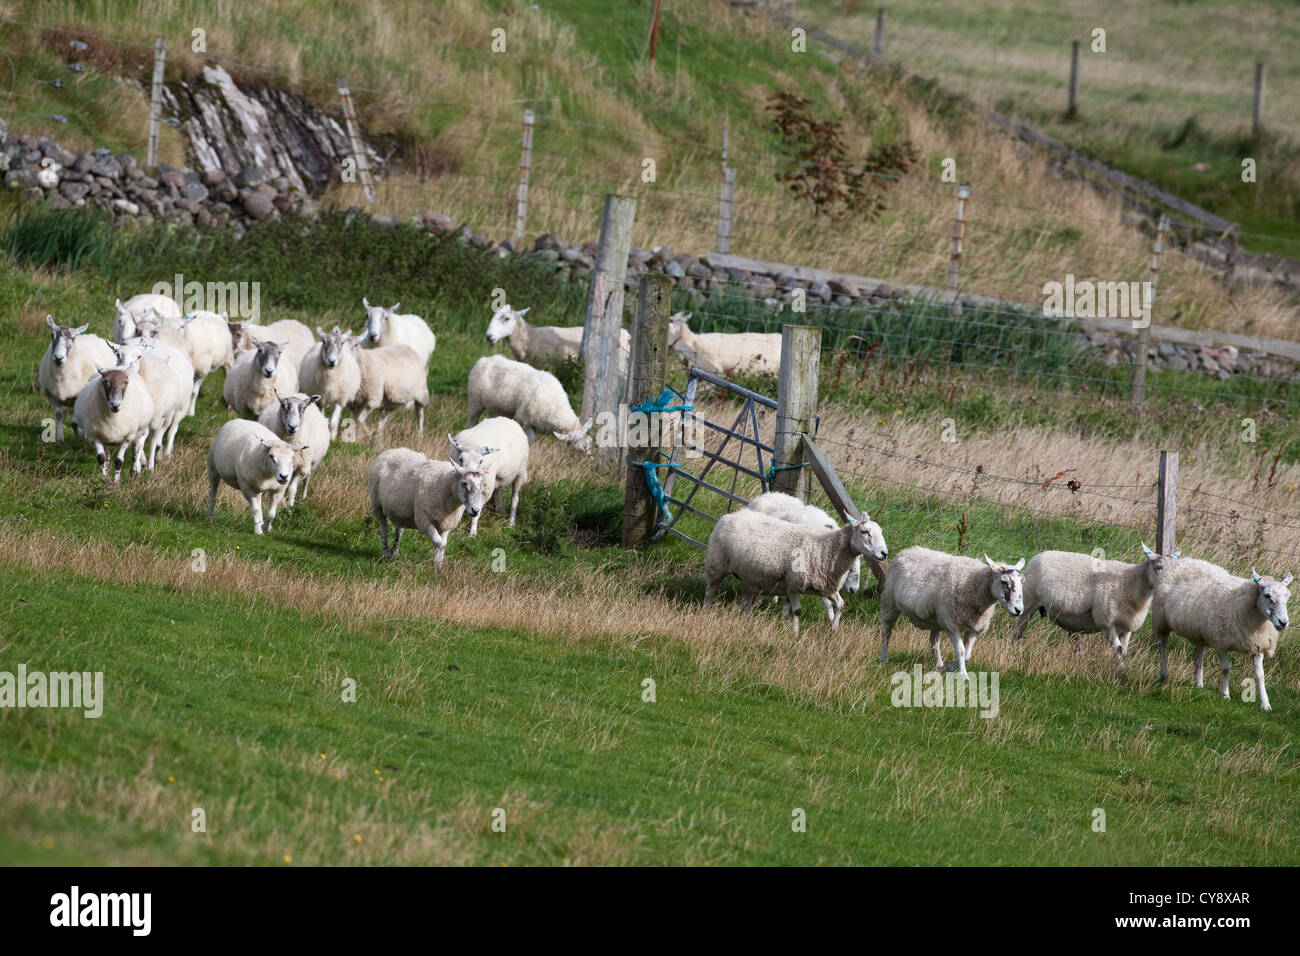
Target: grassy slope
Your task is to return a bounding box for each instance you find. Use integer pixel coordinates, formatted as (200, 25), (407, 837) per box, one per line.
(797, 0), (1300, 256)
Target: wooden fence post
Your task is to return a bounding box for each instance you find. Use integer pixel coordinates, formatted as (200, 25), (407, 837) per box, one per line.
(622, 273), (673, 547)
(1131, 214), (1168, 406)
(1157, 451), (1178, 555)
(946, 181), (970, 316)
(581, 195), (637, 423)
(773, 325), (821, 501)
(514, 108), (534, 242)
(1252, 62), (1264, 138)
(874, 9), (885, 56)
(716, 166), (735, 254)
(1067, 40), (1080, 118)
(146, 36), (166, 170)
(337, 79), (375, 204)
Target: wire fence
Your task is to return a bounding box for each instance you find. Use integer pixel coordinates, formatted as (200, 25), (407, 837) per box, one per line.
(1, 13), (1298, 415)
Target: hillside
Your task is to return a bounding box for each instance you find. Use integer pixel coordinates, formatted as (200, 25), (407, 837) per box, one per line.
(1, 0), (1297, 338)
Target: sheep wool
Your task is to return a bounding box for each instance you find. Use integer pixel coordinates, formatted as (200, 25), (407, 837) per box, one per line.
(70, 364), (155, 483)
(367, 448), (492, 566)
(206, 419), (296, 535)
(361, 298), (437, 368)
(466, 354), (592, 452)
(224, 340), (300, 418)
(39, 316), (118, 442)
(299, 328), (362, 439)
(349, 342), (429, 435)
(258, 392), (331, 507)
(449, 416), (530, 535)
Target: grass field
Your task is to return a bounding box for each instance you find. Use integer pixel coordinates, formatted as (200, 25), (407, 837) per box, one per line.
(2, 0), (1297, 336)
(2, 206), (1299, 865)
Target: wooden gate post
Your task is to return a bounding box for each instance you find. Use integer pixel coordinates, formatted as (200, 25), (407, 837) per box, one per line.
(1157, 451), (1178, 555)
(622, 273), (673, 547)
(773, 325), (821, 502)
(514, 108), (535, 242)
(581, 195), (637, 422)
(146, 36), (166, 170)
(1131, 214), (1168, 406)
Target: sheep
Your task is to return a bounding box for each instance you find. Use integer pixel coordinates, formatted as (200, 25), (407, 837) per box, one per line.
(298, 327), (362, 439)
(348, 340), (429, 435)
(1151, 558), (1292, 711)
(667, 311), (781, 376)
(747, 491), (862, 621)
(258, 391), (330, 507)
(223, 339), (300, 418)
(111, 294), (183, 341)
(703, 510), (888, 634)
(227, 318), (315, 368)
(1010, 544), (1175, 658)
(39, 316), (118, 442)
(70, 362), (155, 483)
(207, 419), (298, 534)
(880, 549), (1025, 678)
(367, 447), (493, 566)
(360, 298), (436, 367)
(177, 311), (235, 414)
(448, 416), (529, 535)
(485, 304), (628, 373)
(109, 337), (195, 468)
(466, 354), (592, 452)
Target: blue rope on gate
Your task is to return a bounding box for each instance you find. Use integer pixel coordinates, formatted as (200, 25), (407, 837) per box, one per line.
(629, 386), (693, 417)
(628, 458), (675, 520)
(767, 461), (808, 480)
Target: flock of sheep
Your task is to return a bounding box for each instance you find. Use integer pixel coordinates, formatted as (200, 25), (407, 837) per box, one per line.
(37, 295), (1293, 711)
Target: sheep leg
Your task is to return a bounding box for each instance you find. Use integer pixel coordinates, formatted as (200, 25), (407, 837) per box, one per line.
(425, 527), (448, 566)
(164, 413), (182, 456)
(1105, 626), (1123, 657)
(944, 629), (968, 678)
(1118, 631), (1132, 657)
(329, 404), (343, 440)
(94, 441), (108, 478)
(879, 617), (894, 663)
(702, 575), (720, 609)
(248, 493), (265, 534)
(788, 592), (801, 635)
(390, 527), (403, 556)
(964, 632), (979, 664)
(416, 404), (424, 437)
(188, 378), (202, 417)
(1218, 651), (1232, 700)
(47, 396), (66, 442)
(377, 516), (390, 556)
(264, 489), (284, 533)
(508, 477), (522, 527)
(929, 631), (944, 670)
(131, 434), (148, 474)
(741, 592), (756, 617)
(1192, 647), (1206, 688)
(146, 428), (163, 470)
(828, 592), (844, 629)
(208, 469), (220, 522)
(112, 443), (129, 484)
(300, 470), (311, 502)
(1253, 653), (1271, 712)
(286, 476), (300, 509)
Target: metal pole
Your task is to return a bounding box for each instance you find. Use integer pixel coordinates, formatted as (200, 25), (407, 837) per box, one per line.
(337, 79), (375, 204)
(146, 36), (166, 170)
(514, 109), (535, 242)
(947, 181), (970, 315)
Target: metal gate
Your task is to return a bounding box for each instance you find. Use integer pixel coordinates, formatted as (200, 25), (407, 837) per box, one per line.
(651, 366), (778, 548)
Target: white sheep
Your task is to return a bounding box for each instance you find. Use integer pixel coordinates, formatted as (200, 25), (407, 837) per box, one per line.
(176, 311), (235, 414)
(258, 391), (330, 507)
(110, 337), (194, 468)
(703, 510), (887, 634)
(485, 304), (628, 373)
(348, 341), (429, 435)
(1010, 544), (1175, 657)
(227, 318), (316, 368)
(1151, 558), (1292, 711)
(298, 327), (361, 439)
(667, 311), (781, 376)
(70, 363), (155, 483)
(361, 298), (436, 367)
(367, 447), (492, 566)
(747, 491), (862, 621)
(38, 316), (117, 442)
(111, 294), (183, 341)
(223, 339), (300, 418)
(448, 416), (529, 535)
(466, 354), (592, 452)
(207, 419), (297, 534)
(880, 549), (1026, 677)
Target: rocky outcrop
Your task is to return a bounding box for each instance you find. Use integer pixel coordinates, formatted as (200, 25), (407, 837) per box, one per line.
(162, 65), (384, 197)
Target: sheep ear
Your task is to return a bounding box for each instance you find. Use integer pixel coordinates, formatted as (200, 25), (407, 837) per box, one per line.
(46, 314), (57, 331)
(250, 337), (261, 346)
(1251, 567), (1262, 583)
(448, 434), (462, 451)
(1283, 573), (1293, 586)
(553, 430), (567, 441)
(517, 307), (529, 317)
(316, 326), (327, 338)
(309, 394), (322, 406)
(74, 323), (89, 335)
(390, 302), (400, 312)
(114, 298), (125, 311)
(1141, 541), (1154, 558)
(581, 418), (593, 434)
(1013, 557), (1025, 571)
(362, 297), (370, 308)
(983, 554), (995, 569)
(1172, 550), (1181, 558)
